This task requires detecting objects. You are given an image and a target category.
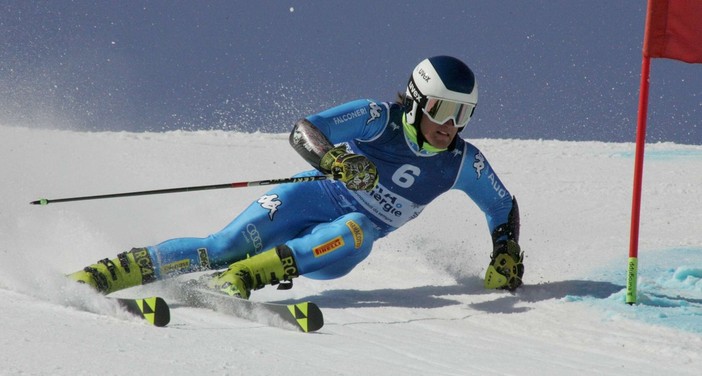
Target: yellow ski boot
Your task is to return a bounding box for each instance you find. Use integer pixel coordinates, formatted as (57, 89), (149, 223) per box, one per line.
(208, 245), (299, 299)
(67, 247), (156, 294)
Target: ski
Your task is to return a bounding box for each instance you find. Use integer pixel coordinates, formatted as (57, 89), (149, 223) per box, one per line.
(113, 296), (170, 327)
(178, 281), (323, 333)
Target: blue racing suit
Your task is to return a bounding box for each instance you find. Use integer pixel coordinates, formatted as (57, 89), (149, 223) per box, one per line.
(145, 99), (515, 281)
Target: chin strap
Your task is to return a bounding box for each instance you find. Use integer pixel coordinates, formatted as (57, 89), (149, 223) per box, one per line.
(403, 101), (427, 149)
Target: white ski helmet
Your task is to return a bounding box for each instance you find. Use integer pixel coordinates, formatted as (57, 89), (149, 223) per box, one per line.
(404, 56), (478, 132)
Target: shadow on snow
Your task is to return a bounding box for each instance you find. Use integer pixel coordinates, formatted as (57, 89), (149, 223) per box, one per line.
(309, 277), (624, 314)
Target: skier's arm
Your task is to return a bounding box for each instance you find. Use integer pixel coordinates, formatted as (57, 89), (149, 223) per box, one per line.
(453, 142), (523, 290)
(454, 148), (517, 244)
(289, 118), (379, 191)
(289, 118), (334, 171)
(288, 98), (386, 169)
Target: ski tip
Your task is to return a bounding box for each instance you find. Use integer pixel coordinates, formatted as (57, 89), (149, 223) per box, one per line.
(30, 198), (49, 206)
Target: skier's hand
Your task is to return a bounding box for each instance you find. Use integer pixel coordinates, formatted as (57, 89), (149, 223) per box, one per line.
(320, 146), (378, 191)
(484, 240), (524, 291)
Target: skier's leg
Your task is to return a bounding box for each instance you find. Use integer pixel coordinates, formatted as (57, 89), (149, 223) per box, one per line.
(209, 212), (380, 298)
(68, 173), (340, 294)
(288, 211), (379, 278)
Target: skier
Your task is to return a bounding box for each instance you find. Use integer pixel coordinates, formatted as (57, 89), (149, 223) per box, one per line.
(68, 55), (524, 299)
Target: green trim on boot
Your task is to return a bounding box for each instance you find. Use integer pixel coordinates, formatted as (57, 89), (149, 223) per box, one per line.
(68, 248), (155, 294)
(209, 245), (299, 299)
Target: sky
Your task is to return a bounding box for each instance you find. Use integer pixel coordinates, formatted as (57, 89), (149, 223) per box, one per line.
(1, 126), (701, 375)
(1, 1), (701, 144)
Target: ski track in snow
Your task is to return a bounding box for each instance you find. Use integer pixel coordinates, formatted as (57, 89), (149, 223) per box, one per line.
(0, 126), (700, 375)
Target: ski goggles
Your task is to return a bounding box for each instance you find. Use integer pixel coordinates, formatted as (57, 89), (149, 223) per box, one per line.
(422, 97), (476, 128)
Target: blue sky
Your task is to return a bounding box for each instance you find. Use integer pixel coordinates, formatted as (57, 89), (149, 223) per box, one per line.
(1, 1), (700, 144)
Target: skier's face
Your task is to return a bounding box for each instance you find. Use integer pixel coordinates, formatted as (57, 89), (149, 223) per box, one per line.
(420, 115), (459, 149)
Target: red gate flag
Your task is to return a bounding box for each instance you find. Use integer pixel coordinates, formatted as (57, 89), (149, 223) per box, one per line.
(643, 0), (702, 63)
(627, 0), (702, 304)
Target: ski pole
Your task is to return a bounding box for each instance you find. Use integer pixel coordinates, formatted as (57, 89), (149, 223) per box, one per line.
(30, 175), (331, 206)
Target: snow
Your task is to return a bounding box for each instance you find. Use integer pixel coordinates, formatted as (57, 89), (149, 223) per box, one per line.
(1, 125), (700, 375)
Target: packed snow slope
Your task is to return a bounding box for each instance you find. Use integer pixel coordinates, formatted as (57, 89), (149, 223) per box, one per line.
(1, 125), (700, 375)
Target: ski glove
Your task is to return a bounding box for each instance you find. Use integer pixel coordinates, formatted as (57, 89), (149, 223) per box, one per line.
(484, 240), (524, 291)
(320, 146), (379, 192)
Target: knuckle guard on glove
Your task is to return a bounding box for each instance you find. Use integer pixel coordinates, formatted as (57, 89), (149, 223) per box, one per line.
(484, 240), (524, 291)
(321, 146), (379, 192)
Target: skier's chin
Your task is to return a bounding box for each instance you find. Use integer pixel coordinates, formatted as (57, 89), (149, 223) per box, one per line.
(427, 132), (453, 149)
